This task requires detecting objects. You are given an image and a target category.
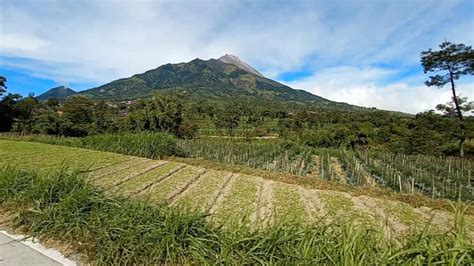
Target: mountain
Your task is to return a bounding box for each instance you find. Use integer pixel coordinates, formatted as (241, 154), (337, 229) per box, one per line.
(37, 86), (77, 101)
(218, 54), (264, 77)
(79, 55), (356, 109)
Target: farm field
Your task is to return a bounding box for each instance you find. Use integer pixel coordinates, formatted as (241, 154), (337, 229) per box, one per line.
(3, 133), (472, 202)
(1, 139), (473, 238)
(178, 138), (474, 201)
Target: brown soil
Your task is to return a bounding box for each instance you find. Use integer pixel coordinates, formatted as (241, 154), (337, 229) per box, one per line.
(299, 188), (331, 223)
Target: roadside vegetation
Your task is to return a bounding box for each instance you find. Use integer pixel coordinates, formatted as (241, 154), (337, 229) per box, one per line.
(1, 166), (472, 264)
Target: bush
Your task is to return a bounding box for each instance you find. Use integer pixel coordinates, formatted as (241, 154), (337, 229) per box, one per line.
(78, 132), (181, 159)
(0, 132), (182, 159)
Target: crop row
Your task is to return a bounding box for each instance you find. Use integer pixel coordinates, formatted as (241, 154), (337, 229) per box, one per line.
(357, 151), (474, 201)
(178, 138), (474, 201)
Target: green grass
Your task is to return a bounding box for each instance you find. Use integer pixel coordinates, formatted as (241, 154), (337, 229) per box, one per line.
(0, 132), (180, 159)
(93, 160), (159, 187)
(0, 140), (127, 174)
(88, 157), (148, 178)
(319, 191), (376, 228)
(382, 199), (433, 233)
(0, 166), (472, 264)
(147, 165), (202, 202)
(113, 162), (180, 195)
(213, 174), (260, 226)
(176, 170), (231, 211)
(272, 183), (308, 223)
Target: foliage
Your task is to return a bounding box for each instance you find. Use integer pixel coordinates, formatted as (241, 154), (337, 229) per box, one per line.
(421, 41), (474, 89)
(1, 132), (180, 159)
(213, 103), (242, 137)
(77, 132), (181, 159)
(0, 93), (22, 131)
(1, 95), (114, 136)
(421, 41), (474, 157)
(121, 93), (197, 138)
(437, 97), (474, 117)
(0, 75), (6, 96)
(1, 72), (474, 158)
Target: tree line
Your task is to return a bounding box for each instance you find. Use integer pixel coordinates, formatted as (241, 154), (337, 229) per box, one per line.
(0, 41), (472, 157)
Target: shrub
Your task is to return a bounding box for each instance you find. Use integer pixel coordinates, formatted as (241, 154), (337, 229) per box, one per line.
(0, 132), (182, 159)
(78, 132), (181, 159)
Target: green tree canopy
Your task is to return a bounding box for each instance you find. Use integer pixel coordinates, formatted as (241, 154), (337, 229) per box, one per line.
(0, 76), (7, 96)
(421, 41), (474, 157)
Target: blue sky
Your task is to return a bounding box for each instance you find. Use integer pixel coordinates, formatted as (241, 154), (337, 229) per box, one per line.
(1, 0), (473, 113)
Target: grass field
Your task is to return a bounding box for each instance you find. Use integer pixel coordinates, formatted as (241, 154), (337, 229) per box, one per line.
(1, 139), (473, 239)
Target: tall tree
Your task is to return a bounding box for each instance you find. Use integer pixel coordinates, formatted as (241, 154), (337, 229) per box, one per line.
(421, 41), (474, 157)
(0, 76), (6, 96)
(0, 94), (21, 132)
(214, 104), (241, 138)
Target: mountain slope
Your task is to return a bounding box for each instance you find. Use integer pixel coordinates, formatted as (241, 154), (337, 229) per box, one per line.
(218, 54), (264, 77)
(37, 86), (77, 101)
(79, 55), (356, 109)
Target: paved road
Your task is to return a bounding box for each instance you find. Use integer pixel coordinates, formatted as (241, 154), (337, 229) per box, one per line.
(0, 231), (75, 266)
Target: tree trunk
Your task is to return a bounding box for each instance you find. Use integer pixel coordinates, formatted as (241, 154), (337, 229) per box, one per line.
(449, 69), (466, 158)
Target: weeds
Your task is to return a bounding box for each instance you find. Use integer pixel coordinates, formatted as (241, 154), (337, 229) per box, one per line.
(0, 132), (180, 159)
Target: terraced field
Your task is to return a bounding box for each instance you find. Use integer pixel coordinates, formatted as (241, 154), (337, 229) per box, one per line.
(1, 139), (473, 238)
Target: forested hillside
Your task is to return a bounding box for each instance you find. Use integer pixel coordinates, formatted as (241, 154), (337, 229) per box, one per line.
(1, 91), (473, 157)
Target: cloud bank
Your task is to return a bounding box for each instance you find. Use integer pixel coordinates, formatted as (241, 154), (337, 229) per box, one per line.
(287, 66), (474, 113)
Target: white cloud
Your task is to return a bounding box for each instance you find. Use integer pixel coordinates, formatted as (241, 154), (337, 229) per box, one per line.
(0, 34), (48, 54)
(287, 66), (474, 114)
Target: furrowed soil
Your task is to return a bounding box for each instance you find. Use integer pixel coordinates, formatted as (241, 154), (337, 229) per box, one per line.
(1, 139), (472, 238)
